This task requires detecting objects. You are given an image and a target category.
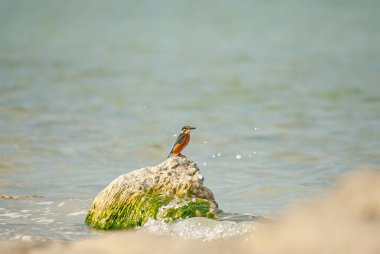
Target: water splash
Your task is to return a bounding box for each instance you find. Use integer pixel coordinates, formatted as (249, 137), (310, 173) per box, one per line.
(140, 217), (259, 241)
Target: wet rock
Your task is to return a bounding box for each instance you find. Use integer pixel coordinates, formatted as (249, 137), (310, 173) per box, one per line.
(85, 156), (219, 230)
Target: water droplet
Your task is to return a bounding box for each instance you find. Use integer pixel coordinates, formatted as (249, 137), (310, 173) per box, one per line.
(203, 140), (208, 144)
(217, 153), (221, 157)
(235, 155), (242, 160)
(212, 155), (216, 158)
(203, 162), (207, 166)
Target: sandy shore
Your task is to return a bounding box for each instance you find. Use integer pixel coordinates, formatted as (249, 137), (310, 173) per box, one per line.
(1, 168), (379, 254)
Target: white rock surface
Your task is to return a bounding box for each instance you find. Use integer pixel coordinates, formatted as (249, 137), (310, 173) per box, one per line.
(90, 156), (218, 212)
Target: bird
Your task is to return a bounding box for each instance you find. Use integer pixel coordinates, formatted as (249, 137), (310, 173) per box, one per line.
(168, 126), (196, 157)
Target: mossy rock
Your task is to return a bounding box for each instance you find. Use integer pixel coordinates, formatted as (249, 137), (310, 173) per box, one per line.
(85, 157), (219, 230)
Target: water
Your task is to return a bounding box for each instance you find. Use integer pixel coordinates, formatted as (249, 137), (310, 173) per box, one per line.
(0, 0), (379, 242)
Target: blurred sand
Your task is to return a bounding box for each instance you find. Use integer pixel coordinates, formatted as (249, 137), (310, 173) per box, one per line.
(1, 168), (379, 254)
(248, 168), (380, 254)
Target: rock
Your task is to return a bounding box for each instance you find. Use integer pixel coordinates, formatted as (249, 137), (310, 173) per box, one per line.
(85, 156), (219, 230)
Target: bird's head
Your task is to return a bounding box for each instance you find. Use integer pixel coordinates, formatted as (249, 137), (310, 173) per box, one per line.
(181, 126), (196, 134)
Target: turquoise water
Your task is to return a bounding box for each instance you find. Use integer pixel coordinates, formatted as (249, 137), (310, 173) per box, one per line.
(1, 0), (379, 241)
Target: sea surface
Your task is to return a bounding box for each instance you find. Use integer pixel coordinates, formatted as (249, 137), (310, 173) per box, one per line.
(0, 0), (379, 242)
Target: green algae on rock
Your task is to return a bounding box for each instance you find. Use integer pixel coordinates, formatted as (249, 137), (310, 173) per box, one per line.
(85, 157), (219, 230)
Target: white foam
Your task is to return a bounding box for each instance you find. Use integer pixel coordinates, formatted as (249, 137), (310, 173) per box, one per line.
(41, 212), (54, 216)
(35, 201), (54, 205)
(141, 217), (258, 241)
(12, 234), (23, 240)
(21, 235), (32, 241)
(62, 231), (86, 235)
(58, 202), (65, 207)
(35, 218), (55, 224)
(11, 234), (35, 241)
(67, 210), (87, 216)
(0, 212), (22, 218)
(31, 217), (46, 221)
(0, 232), (10, 237)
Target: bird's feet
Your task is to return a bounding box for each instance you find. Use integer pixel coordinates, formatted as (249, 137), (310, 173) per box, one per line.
(168, 153), (186, 158)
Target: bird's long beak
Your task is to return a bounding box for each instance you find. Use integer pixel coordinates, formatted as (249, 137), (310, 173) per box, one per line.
(190, 127), (196, 130)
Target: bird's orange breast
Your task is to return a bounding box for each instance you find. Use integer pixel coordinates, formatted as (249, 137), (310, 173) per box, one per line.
(172, 133), (190, 154)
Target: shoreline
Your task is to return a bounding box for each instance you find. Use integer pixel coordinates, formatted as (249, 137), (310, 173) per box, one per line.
(1, 168), (379, 254)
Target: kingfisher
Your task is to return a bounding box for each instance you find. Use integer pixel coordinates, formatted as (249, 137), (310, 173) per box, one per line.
(168, 126), (196, 157)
